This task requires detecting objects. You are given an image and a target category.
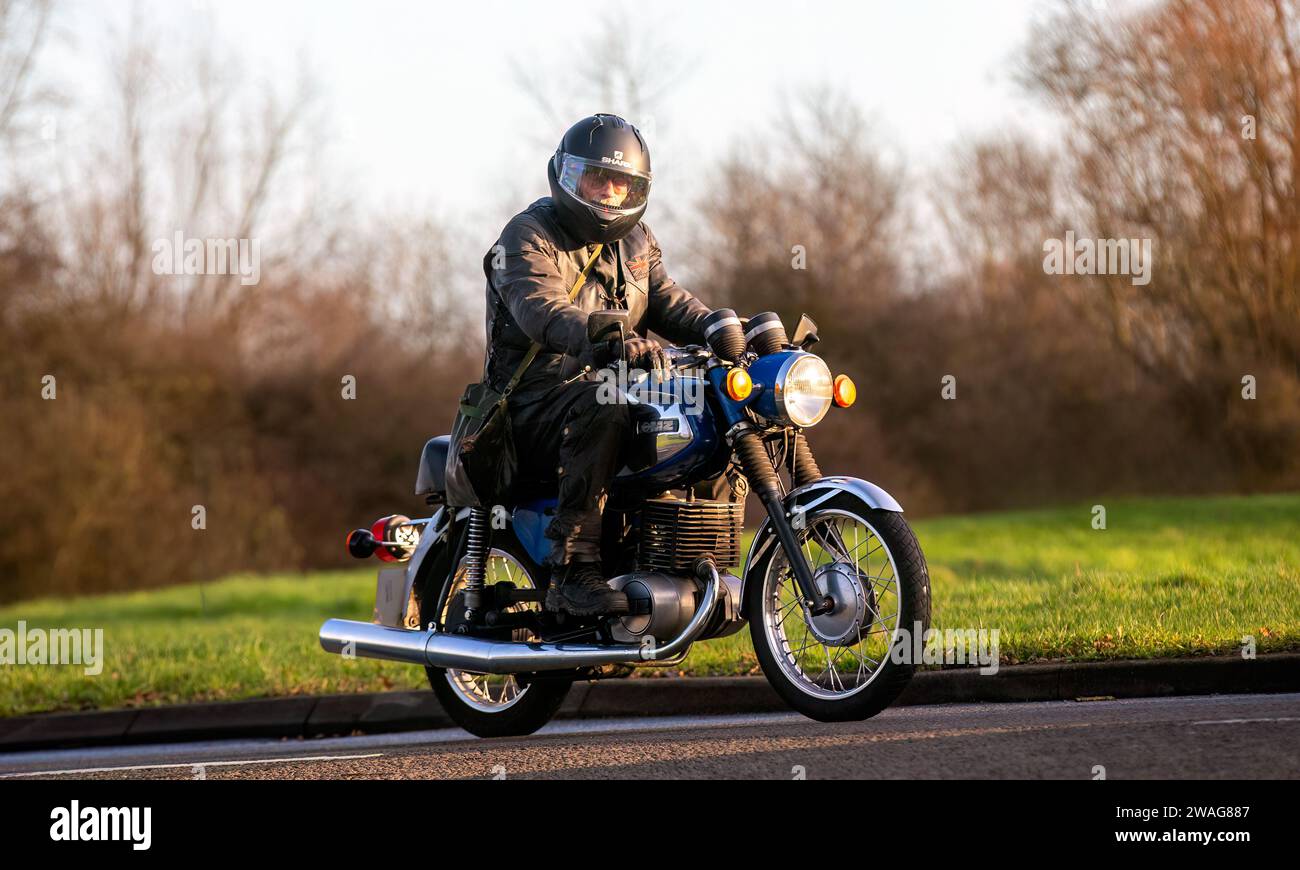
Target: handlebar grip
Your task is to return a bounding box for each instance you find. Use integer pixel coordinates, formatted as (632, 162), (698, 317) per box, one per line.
(592, 337), (624, 368)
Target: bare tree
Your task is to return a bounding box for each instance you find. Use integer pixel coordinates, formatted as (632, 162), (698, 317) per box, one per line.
(1016, 0), (1300, 485)
(699, 89), (906, 322)
(1024, 0), (1300, 375)
(0, 0), (54, 139)
(509, 11), (694, 136)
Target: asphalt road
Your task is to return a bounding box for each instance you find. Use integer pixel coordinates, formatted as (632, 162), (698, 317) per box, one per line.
(4, 693), (1298, 780)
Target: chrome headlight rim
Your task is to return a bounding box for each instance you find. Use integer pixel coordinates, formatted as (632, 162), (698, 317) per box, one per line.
(773, 353), (834, 427)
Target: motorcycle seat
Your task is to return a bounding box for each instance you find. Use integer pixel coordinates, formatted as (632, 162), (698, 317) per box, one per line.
(415, 435), (451, 497)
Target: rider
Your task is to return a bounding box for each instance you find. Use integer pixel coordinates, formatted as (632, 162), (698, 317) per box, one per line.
(482, 113), (740, 617)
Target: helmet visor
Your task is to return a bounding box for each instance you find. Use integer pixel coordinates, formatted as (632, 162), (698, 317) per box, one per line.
(557, 154), (651, 213)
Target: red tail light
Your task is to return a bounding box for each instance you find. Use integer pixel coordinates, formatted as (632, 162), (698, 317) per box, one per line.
(347, 515), (418, 562)
(369, 518), (394, 562)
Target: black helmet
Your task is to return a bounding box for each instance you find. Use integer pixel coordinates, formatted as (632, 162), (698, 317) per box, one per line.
(547, 114), (652, 245)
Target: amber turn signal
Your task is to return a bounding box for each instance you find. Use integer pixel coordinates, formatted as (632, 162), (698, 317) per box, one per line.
(833, 374), (857, 408)
(726, 367), (753, 401)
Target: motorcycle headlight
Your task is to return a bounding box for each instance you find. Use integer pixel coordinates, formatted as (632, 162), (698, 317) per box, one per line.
(776, 354), (834, 427)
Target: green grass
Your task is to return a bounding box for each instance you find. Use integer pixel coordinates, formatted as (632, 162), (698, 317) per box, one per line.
(1, 494), (1297, 716)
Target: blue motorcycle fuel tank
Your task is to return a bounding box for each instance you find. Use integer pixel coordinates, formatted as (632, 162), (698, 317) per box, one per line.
(613, 371), (724, 490)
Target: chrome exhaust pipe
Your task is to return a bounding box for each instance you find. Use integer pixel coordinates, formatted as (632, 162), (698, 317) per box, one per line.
(320, 560), (722, 674)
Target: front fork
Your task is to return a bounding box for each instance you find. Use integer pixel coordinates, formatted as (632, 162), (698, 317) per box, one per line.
(729, 422), (833, 616)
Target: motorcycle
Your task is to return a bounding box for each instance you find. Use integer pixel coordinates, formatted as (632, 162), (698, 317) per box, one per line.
(320, 309), (932, 737)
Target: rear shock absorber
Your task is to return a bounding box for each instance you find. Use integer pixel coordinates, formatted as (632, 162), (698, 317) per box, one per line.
(792, 431), (822, 487)
(462, 506), (490, 619)
(730, 423), (831, 615)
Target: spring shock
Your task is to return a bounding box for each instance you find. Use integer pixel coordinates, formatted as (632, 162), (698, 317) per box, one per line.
(462, 506), (490, 618)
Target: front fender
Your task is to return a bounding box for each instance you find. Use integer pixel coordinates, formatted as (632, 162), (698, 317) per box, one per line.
(739, 476), (903, 616)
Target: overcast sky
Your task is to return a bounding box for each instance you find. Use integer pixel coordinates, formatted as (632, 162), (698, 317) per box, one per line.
(53, 0), (1065, 273)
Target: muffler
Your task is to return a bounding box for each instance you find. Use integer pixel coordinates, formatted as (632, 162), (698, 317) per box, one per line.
(320, 560), (721, 674)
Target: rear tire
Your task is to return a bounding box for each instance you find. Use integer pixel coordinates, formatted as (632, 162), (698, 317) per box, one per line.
(419, 522), (571, 738)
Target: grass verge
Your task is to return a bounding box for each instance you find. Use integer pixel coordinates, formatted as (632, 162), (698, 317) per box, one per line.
(1, 494), (1296, 716)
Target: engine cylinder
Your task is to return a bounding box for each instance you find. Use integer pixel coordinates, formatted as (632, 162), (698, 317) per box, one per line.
(639, 498), (744, 572)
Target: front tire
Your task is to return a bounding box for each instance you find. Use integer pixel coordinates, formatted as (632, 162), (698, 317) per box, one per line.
(419, 523), (571, 738)
(747, 496), (931, 722)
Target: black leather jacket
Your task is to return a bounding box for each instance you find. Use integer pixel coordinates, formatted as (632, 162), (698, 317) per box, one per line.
(483, 198), (711, 400)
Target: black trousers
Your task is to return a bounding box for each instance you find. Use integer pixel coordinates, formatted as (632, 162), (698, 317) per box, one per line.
(509, 377), (749, 567)
(510, 378), (632, 565)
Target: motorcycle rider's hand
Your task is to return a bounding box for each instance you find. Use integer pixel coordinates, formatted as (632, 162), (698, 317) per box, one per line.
(624, 335), (668, 375)
(591, 336), (623, 368)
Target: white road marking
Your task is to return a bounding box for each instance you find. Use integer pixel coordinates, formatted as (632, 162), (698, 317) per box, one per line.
(1191, 717), (1300, 726)
(0, 753), (383, 779)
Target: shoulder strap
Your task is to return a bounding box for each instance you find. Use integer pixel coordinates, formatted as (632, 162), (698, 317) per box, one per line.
(501, 243), (604, 398)
(613, 238), (626, 300)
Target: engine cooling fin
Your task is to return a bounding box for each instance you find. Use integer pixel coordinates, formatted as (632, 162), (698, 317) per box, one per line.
(639, 498), (744, 572)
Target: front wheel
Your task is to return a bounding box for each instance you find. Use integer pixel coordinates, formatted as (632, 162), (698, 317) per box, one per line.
(419, 525), (571, 738)
(747, 496), (931, 722)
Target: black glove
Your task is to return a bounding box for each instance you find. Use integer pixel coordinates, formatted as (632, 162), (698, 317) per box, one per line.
(589, 336), (623, 368)
(624, 336), (668, 374)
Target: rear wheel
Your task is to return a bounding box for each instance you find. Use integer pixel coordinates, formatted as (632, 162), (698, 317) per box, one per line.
(747, 496), (931, 722)
(420, 525), (571, 738)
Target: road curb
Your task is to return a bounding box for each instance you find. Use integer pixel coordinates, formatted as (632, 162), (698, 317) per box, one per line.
(2, 653), (1297, 753)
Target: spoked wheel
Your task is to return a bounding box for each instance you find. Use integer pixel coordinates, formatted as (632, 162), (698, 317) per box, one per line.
(421, 530), (571, 738)
(747, 496), (931, 722)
